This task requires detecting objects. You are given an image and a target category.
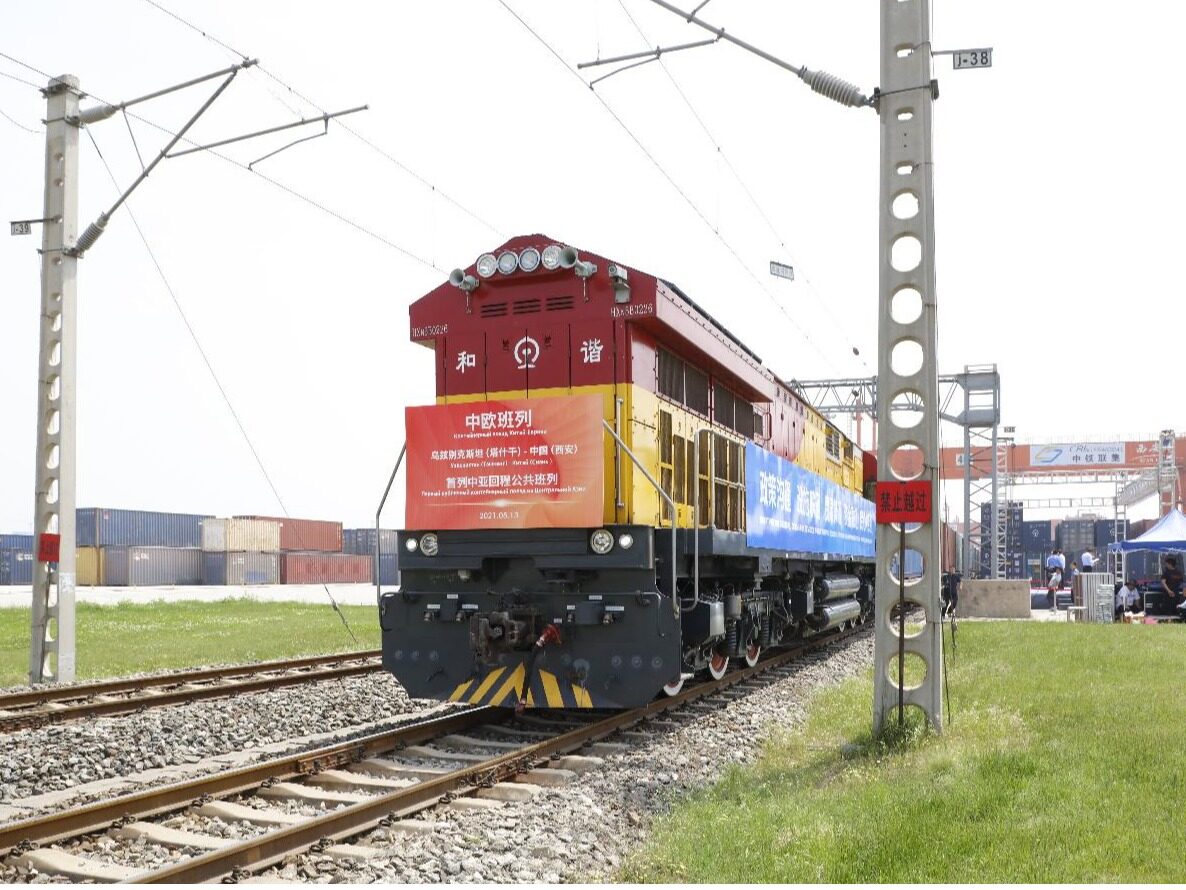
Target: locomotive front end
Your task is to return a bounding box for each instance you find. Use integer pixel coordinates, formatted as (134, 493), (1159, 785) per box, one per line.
(380, 524), (681, 708)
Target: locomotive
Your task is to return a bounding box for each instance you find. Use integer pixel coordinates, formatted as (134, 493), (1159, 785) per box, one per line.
(379, 235), (876, 709)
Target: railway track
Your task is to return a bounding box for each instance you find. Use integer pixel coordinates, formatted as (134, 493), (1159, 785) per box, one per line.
(0, 650), (383, 733)
(0, 627), (865, 883)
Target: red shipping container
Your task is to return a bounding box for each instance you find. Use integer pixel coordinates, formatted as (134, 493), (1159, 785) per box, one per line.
(280, 552), (372, 584)
(238, 516), (343, 552)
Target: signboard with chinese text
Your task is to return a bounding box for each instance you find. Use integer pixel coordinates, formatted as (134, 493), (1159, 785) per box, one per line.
(875, 481), (932, 524)
(405, 395), (604, 530)
(745, 442), (876, 557)
(37, 533), (61, 563)
(1029, 442), (1125, 468)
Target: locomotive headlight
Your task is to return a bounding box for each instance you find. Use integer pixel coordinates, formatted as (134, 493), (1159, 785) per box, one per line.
(476, 253), (498, 278)
(518, 247), (541, 272)
(618, 533), (634, 550)
(419, 533), (439, 557)
(590, 529), (614, 555)
(496, 250), (519, 275)
(541, 244), (563, 270)
(405, 537), (419, 553)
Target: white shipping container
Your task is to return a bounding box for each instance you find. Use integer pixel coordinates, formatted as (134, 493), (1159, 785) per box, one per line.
(201, 518), (281, 552)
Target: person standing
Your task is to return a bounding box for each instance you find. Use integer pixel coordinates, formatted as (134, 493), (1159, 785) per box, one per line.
(1161, 556), (1185, 617)
(1080, 548), (1096, 573)
(1055, 548), (1067, 588)
(1046, 550), (1061, 582)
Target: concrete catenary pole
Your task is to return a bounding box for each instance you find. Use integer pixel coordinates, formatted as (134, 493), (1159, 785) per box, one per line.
(873, 0), (943, 732)
(29, 75), (81, 684)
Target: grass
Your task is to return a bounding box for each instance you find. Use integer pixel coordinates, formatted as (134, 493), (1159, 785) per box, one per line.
(0, 600), (381, 687)
(622, 621), (1186, 883)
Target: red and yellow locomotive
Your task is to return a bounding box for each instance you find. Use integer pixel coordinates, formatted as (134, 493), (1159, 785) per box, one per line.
(380, 235), (876, 708)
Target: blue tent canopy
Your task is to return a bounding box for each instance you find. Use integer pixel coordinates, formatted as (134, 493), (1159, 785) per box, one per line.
(1108, 508), (1186, 553)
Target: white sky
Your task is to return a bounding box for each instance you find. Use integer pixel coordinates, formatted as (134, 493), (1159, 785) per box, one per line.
(1, 0), (1181, 535)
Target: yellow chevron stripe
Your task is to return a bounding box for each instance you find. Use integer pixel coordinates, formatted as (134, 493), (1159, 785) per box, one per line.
(571, 684), (593, 708)
(539, 670), (564, 708)
(468, 667), (506, 703)
(449, 679), (474, 702)
(489, 663), (526, 706)
(525, 689), (535, 707)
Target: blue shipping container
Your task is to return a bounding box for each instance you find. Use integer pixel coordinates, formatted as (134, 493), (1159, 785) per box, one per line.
(0, 549), (34, 585)
(1021, 521), (1051, 548)
(376, 552), (400, 586)
(77, 509), (210, 548)
(201, 551), (280, 586)
(343, 528), (400, 556)
(0, 534), (34, 551)
(1094, 519), (1127, 548)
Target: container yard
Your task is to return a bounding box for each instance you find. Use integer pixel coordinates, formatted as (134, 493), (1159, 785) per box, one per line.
(0, 509), (400, 590)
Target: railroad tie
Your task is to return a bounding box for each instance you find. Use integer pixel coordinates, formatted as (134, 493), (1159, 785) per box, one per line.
(512, 767), (577, 787)
(16, 849), (144, 883)
(347, 759), (450, 782)
(113, 820), (232, 850)
(305, 768), (411, 791)
(475, 782), (541, 802)
(256, 782), (369, 805)
(195, 800), (304, 827)
(399, 745), (496, 763)
(438, 733), (526, 751)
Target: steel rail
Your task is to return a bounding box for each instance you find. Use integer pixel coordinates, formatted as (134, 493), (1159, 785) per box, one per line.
(0, 650), (382, 732)
(0, 706), (492, 855)
(135, 629), (860, 883)
(0, 625), (866, 882)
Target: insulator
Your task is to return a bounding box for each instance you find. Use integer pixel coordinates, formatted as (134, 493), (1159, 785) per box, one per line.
(800, 68), (869, 108)
(72, 214), (108, 256)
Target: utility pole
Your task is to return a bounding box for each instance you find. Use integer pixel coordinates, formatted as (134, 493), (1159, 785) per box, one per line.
(22, 64), (365, 684)
(29, 75), (81, 684)
(873, 0), (943, 733)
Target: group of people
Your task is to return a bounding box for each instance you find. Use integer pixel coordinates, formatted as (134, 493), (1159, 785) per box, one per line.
(1044, 548), (1186, 620)
(1043, 547), (1101, 610)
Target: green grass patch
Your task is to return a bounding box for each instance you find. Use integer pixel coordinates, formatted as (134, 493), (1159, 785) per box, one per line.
(0, 600), (380, 686)
(623, 622), (1186, 883)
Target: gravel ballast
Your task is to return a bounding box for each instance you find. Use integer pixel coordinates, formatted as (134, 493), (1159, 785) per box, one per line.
(263, 633), (875, 884)
(0, 672), (431, 809)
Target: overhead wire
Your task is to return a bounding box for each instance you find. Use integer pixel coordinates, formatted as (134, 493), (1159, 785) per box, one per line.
(495, 0), (841, 375)
(138, 0), (507, 241)
(82, 124), (359, 644)
(0, 105), (37, 134)
(612, 0), (872, 374)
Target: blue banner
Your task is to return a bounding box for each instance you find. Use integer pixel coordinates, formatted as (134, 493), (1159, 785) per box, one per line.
(745, 442), (876, 558)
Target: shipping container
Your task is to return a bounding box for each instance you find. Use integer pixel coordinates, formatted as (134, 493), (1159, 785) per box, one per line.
(201, 551), (280, 585)
(102, 547), (202, 586)
(1127, 518), (1154, 540)
(1094, 518), (1127, 548)
(342, 528), (400, 556)
(201, 518), (281, 552)
(0, 549), (34, 585)
(1021, 520), (1052, 548)
(76, 509), (209, 548)
(238, 516), (342, 553)
(279, 552), (372, 584)
(376, 552), (400, 586)
(0, 534), (34, 551)
(76, 547), (104, 586)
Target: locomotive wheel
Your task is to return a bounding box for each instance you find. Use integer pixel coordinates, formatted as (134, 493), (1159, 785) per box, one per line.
(707, 651), (729, 680)
(744, 643), (761, 668)
(662, 676), (686, 696)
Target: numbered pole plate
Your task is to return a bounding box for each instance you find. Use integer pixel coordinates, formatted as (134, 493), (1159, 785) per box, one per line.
(769, 260), (794, 281)
(953, 48), (992, 69)
(10, 221), (32, 236)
